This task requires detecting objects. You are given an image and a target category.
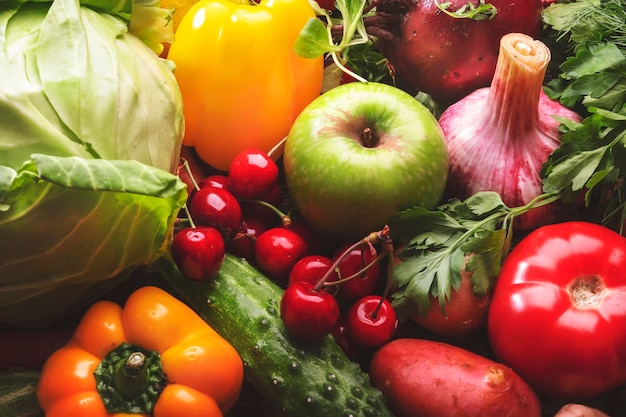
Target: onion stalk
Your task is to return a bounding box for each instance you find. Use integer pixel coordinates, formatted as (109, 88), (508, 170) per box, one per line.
(438, 32), (582, 231)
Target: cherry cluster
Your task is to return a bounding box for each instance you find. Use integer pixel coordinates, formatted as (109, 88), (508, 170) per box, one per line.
(172, 148), (398, 353)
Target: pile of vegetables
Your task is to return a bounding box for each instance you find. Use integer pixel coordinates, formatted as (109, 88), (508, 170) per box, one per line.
(1, 0), (626, 417)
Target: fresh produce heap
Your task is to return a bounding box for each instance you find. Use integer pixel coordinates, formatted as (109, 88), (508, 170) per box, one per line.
(0, 0), (625, 417)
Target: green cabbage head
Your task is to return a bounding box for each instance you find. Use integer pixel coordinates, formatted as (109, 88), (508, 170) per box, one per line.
(0, 0), (187, 327)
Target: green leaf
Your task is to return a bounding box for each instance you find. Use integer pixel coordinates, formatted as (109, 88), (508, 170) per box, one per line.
(560, 43), (625, 79)
(0, 155), (187, 327)
(31, 154), (184, 198)
(462, 228), (507, 295)
(293, 17), (336, 59)
(543, 146), (608, 192)
(435, 0), (498, 20)
(454, 191), (507, 218)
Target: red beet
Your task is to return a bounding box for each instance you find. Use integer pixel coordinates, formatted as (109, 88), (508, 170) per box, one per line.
(366, 0), (544, 103)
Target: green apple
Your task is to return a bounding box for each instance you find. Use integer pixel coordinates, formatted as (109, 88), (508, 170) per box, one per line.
(283, 82), (449, 241)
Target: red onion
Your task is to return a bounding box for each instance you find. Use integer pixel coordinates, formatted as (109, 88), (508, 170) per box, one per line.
(438, 32), (582, 231)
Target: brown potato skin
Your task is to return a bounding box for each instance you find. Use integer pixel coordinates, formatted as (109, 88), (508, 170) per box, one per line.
(369, 338), (542, 417)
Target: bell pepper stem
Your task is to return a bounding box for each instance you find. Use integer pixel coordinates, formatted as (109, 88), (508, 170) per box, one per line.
(94, 342), (167, 414)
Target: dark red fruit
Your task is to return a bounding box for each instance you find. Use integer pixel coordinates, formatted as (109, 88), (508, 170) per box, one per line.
(198, 174), (230, 190)
(331, 317), (360, 359)
(290, 219), (326, 255)
(228, 148), (279, 199)
(189, 186), (242, 239)
(287, 255), (339, 290)
(226, 216), (268, 263)
(347, 295), (398, 348)
(170, 227), (225, 281)
(239, 183), (284, 227)
(316, 0), (336, 11)
(333, 243), (380, 299)
(255, 227), (308, 283)
(280, 281), (340, 342)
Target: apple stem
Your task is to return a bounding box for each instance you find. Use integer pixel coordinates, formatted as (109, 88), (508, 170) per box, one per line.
(314, 225), (391, 292)
(361, 127), (375, 148)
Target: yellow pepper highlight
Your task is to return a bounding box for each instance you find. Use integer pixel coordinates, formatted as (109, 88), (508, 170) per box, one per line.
(167, 0), (324, 171)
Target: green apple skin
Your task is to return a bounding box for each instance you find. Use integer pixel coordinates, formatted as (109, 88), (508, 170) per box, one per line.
(283, 82), (449, 241)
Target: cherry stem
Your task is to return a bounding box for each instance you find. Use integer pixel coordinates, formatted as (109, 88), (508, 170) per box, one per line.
(175, 158), (200, 229)
(370, 237), (395, 319)
(239, 198), (292, 229)
(179, 158), (201, 192)
(313, 225), (391, 292)
(183, 205), (197, 229)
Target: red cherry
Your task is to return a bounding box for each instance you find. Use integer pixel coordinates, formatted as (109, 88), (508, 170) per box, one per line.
(226, 216), (268, 263)
(280, 281), (340, 342)
(239, 183), (284, 227)
(170, 227), (225, 281)
(198, 174), (230, 190)
(333, 243), (380, 299)
(189, 187), (242, 240)
(331, 317), (360, 359)
(228, 148), (279, 199)
(287, 255), (339, 290)
(347, 295), (398, 348)
(290, 219), (325, 255)
(255, 227), (308, 283)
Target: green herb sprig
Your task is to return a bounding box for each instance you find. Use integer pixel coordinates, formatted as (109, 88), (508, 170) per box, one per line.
(388, 192), (560, 320)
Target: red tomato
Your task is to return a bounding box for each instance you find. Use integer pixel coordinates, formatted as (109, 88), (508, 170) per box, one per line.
(487, 221), (626, 400)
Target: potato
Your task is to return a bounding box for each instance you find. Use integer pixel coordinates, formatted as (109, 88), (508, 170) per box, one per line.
(369, 338), (541, 417)
(554, 404), (611, 417)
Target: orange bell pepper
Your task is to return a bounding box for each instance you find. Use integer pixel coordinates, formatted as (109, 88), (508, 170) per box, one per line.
(167, 0), (324, 171)
(36, 286), (243, 417)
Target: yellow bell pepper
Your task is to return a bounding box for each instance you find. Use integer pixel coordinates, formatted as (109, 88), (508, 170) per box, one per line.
(167, 0), (324, 171)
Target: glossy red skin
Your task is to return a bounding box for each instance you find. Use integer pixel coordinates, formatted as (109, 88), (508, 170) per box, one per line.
(374, 0), (543, 102)
(199, 174), (231, 191)
(411, 256), (491, 338)
(488, 221), (626, 400)
(370, 338), (542, 417)
(333, 243), (380, 299)
(287, 255), (338, 290)
(228, 148), (279, 199)
(190, 186), (242, 239)
(226, 216), (268, 263)
(254, 227), (309, 283)
(171, 227), (226, 281)
(280, 281), (340, 342)
(347, 296), (397, 348)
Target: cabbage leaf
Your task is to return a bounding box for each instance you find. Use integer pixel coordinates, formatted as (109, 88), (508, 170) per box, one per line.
(0, 0), (185, 327)
(0, 155), (187, 327)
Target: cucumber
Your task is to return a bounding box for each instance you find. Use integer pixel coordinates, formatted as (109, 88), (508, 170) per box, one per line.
(159, 254), (396, 417)
(0, 368), (44, 417)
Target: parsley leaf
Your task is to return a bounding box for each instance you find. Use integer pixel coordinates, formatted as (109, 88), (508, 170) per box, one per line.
(387, 192), (558, 320)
